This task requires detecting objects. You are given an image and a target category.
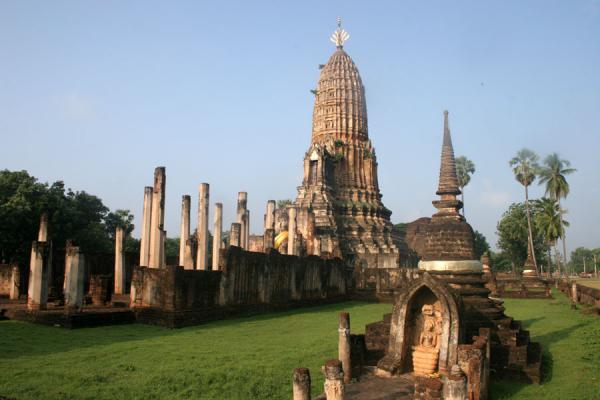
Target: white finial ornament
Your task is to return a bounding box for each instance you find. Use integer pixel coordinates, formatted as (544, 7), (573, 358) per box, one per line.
(330, 17), (349, 47)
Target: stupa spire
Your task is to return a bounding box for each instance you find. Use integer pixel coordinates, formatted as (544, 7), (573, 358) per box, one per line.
(433, 110), (463, 220)
(437, 110), (461, 196)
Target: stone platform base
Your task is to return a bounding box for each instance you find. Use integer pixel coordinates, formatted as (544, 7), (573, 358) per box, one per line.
(315, 374), (414, 400)
(3, 306), (135, 329)
(135, 296), (351, 328)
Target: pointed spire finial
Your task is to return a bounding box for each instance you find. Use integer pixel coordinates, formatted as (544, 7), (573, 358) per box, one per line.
(330, 17), (350, 48)
(437, 110), (460, 196)
(431, 110), (463, 220)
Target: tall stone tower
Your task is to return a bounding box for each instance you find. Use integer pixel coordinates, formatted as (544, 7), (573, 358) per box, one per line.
(293, 21), (400, 268)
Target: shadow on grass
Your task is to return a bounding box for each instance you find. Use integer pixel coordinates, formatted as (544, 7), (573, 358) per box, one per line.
(0, 300), (375, 361)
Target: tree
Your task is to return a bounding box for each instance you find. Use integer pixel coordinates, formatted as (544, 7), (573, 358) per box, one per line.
(509, 149), (540, 273)
(473, 230), (490, 260)
(496, 202), (546, 275)
(570, 247), (594, 274)
(277, 199), (293, 209)
(538, 153), (576, 274)
(105, 209), (135, 238)
(455, 156), (475, 218)
(0, 169), (133, 265)
(534, 197), (567, 275)
(489, 251), (513, 272)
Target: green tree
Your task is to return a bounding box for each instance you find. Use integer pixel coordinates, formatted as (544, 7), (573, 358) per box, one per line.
(489, 251), (513, 272)
(496, 202), (546, 275)
(276, 199), (293, 209)
(473, 230), (490, 260)
(509, 148), (540, 273)
(538, 153), (576, 273)
(534, 197), (567, 275)
(0, 169), (133, 264)
(104, 209), (135, 238)
(455, 156), (475, 217)
(570, 247), (594, 274)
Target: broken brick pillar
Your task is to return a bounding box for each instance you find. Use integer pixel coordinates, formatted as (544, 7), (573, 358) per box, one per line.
(265, 200), (276, 232)
(179, 194), (191, 266)
(114, 226), (126, 295)
(212, 202), (223, 271)
(27, 241), (49, 310)
(64, 244), (85, 312)
(292, 367), (311, 400)
(264, 229), (275, 252)
(10, 264), (19, 300)
(443, 365), (467, 400)
(288, 207), (297, 256)
(236, 192), (248, 249)
(323, 359), (345, 400)
(148, 167), (166, 268)
(196, 183), (210, 270)
(230, 223), (241, 247)
(139, 186), (153, 267)
(338, 312), (352, 384)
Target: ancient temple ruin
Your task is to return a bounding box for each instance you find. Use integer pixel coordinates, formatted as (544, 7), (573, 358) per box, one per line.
(292, 21), (400, 269)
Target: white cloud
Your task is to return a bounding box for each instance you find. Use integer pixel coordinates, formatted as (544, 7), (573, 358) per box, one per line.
(53, 91), (96, 121)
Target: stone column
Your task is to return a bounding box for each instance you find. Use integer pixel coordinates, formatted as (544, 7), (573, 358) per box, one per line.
(244, 209), (250, 250)
(148, 167), (166, 268)
(114, 226), (126, 295)
(230, 223), (241, 247)
(196, 183), (210, 270)
(323, 359), (345, 400)
(236, 192), (247, 248)
(338, 312), (352, 384)
(212, 203), (223, 271)
(27, 241), (49, 310)
(139, 186), (153, 267)
(184, 238), (195, 270)
(288, 207), (297, 256)
(292, 368), (311, 400)
(179, 195), (191, 266)
(9, 265), (19, 300)
(64, 245), (85, 312)
(265, 200), (276, 232)
(443, 365), (467, 400)
(571, 282), (578, 303)
(263, 229), (275, 252)
(38, 212), (48, 242)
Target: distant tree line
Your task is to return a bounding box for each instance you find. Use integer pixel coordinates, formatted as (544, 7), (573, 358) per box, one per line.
(0, 169), (135, 266)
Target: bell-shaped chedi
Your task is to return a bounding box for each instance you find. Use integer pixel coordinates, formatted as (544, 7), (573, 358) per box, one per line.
(294, 20), (400, 268)
(407, 111), (479, 269)
(375, 111), (542, 384)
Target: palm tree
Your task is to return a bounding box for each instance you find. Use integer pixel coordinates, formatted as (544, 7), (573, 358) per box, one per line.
(538, 153), (576, 275)
(456, 156), (475, 218)
(509, 148), (540, 273)
(534, 197), (567, 276)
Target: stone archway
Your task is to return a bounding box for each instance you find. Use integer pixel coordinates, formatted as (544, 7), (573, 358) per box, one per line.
(378, 273), (460, 376)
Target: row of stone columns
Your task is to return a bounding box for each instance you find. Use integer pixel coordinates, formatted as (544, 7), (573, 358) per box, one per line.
(140, 167), (166, 269)
(177, 184), (224, 271)
(27, 213), (87, 312)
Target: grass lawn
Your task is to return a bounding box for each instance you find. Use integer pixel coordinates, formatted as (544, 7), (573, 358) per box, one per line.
(1, 293), (600, 400)
(574, 278), (600, 290)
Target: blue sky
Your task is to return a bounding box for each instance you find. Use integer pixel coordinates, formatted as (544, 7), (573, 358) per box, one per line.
(1, 1), (599, 256)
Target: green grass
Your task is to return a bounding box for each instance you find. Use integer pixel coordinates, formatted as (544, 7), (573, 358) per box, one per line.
(491, 292), (600, 400)
(1, 293), (600, 400)
(573, 278), (600, 290)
